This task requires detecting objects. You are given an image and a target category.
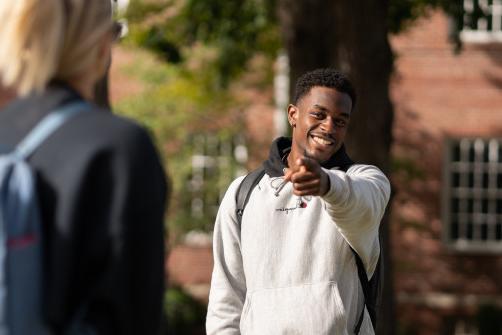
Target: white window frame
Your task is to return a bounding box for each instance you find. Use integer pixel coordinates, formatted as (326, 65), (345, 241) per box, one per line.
(461, 0), (502, 42)
(189, 134), (248, 219)
(442, 137), (502, 253)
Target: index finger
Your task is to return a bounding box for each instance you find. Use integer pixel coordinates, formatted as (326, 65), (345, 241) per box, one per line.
(283, 167), (293, 181)
(296, 156), (319, 172)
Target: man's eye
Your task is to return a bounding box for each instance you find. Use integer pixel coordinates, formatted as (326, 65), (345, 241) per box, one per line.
(335, 120), (347, 127)
(310, 112), (324, 119)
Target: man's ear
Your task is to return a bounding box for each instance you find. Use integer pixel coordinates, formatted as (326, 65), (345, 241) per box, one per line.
(287, 104), (298, 127)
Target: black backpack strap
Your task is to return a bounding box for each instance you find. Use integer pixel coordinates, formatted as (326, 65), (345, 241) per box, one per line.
(351, 246), (379, 334)
(352, 248), (369, 334)
(235, 165), (266, 225)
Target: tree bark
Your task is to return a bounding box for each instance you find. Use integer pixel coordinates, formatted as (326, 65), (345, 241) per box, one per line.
(277, 0), (337, 100)
(277, 1), (395, 334)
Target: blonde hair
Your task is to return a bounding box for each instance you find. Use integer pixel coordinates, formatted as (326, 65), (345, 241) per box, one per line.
(0, 0), (112, 95)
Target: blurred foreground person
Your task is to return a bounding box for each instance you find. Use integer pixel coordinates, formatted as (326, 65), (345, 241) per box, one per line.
(207, 69), (390, 334)
(0, 0), (167, 334)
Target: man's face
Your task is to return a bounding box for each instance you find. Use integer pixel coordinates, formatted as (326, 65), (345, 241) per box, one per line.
(288, 86), (352, 164)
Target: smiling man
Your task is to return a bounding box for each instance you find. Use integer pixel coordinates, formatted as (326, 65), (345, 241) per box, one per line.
(206, 68), (390, 335)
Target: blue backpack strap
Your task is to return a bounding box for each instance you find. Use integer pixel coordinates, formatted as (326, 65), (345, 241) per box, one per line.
(14, 101), (89, 159)
(0, 100), (89, 335)
(235, 165), (266, 225)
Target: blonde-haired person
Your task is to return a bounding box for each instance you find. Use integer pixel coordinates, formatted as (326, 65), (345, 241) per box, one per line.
(0, 1), (168, 334)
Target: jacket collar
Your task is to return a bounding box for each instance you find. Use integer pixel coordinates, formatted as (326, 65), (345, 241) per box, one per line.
(263, 137), (354, 177)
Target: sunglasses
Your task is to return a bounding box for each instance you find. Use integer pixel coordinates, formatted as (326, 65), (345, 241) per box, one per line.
(112, 21), (125, 41)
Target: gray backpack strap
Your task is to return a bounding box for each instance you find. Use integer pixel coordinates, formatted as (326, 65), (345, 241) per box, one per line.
(14, 101), (89, 159)
(235, 166), (265, 225)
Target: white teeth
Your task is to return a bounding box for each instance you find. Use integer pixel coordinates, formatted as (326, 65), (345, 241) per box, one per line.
(312, 136), (333, 145)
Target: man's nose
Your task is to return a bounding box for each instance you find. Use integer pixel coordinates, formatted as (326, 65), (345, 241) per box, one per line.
(320, 117), (336, 134)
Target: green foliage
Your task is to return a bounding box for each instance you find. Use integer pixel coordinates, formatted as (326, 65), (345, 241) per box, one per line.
(132, 26), (182, 63)
(114, 46), (246, 237)
(124, 0), (280, 88)
(388, 0), (435, 33)
(125, 0), (170, 23)
(116, 48), (232, 140)
(116, 0), (279, 238)
(391, 156), (425, 182)
(181, 0), (279, 85)
(124, 0), (186, 63)
(388, 0), (463, 34)
(122, 0), (464, 95)
(165, 286), (206, 334)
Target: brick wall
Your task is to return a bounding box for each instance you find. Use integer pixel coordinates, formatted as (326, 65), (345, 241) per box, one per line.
(390, 10), (502, 334)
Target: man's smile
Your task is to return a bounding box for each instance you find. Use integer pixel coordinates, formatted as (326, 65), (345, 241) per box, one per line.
(310, 133), (335, 147)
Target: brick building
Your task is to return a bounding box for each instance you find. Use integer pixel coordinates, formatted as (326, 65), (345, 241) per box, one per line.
(390, 9), (502, 335)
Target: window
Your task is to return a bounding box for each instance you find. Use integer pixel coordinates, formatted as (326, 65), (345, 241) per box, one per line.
(461, 0), (502, 42)
(443, 138), (502, 252)
(188, 134), (248, 224)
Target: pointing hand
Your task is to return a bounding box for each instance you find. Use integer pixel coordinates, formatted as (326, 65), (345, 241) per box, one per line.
(284, 156), (330, 196)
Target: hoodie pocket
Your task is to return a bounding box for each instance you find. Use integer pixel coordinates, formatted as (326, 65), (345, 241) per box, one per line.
(240, 282), (348, 335)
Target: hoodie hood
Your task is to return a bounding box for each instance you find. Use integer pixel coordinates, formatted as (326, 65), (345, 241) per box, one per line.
(263, 137), (354, 177)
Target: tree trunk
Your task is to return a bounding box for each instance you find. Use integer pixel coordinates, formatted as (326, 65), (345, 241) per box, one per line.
(277, 1), (395, 334)
(277, 0), (337, 100)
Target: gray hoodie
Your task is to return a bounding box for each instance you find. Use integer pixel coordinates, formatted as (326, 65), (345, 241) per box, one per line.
(207, 139), (390, 335)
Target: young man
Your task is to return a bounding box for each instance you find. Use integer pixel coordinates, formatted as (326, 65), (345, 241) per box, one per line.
(206, 68), (390, 335)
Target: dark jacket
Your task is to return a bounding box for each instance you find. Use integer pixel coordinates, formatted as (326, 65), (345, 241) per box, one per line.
(0, 84), (167, 335)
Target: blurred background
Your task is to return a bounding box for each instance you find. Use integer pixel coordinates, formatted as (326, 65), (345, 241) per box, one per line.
(2, 0), (502, 334)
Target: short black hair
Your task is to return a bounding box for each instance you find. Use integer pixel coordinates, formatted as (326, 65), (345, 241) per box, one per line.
(293, 68), (356, 109)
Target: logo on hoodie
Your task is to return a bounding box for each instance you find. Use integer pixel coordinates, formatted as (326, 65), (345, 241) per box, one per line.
(275, 196), (311, 214)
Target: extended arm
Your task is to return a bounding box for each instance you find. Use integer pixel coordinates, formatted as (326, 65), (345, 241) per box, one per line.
(286, 158), (390, 276)
(322, 165), (390, 276)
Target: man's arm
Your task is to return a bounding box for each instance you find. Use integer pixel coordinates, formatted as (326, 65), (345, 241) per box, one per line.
(206, 177), (247, 335)
(286, 158), (390, 276)
(321, 164), (390, 276)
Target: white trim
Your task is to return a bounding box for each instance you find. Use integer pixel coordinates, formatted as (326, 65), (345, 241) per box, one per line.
(460, 30), (502, 43)
(461, 0), (502, 43)
(447, 240), (502, 253)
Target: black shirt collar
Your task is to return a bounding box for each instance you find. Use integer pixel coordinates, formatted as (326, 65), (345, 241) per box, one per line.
(263, 137), (354, 177)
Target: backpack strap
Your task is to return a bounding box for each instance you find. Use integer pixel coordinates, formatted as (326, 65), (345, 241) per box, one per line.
(235, 165), (266, 225)
(0, 100), (89, 335)
(14, 101), (89, 159)
(352, 247), (377, 334)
